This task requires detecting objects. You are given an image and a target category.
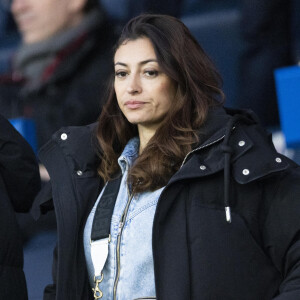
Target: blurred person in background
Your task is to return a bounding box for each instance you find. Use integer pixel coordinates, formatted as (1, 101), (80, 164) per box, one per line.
(0, 114), (40, 300)
(0, 0), (116, 148)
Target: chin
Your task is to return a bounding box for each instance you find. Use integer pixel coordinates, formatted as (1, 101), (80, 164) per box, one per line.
(125, 115), (145, 125)
(127, 119), (142, 125)
(24, 34), (41, 44)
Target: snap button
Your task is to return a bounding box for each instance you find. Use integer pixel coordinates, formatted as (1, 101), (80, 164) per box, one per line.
(200, 165), (207, 170)
(238, 140), (245, 147)
(275, 157), (282, 163)
(61, 133), (67, 140)
(77, 170), (83, 176)
(242, 169), (250, 175)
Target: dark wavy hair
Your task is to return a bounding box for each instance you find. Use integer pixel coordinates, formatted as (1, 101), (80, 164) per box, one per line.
(96, 14), (224, 193)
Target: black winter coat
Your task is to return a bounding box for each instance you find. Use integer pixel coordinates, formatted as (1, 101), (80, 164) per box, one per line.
(0, 114), (40, 300)
(37, 107), (300, 299)
(0, 19), (116, 148)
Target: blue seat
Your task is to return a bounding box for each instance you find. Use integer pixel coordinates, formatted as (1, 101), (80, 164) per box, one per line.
(9, 118), (38, 154)
(274, 66), (300, 148)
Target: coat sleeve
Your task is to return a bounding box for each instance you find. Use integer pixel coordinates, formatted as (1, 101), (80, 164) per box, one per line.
(43, 244), (58, 300)
(0, 114), (41, 212)
(263, 166), (300, 299)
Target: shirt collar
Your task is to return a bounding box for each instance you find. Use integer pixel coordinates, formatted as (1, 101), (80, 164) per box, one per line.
(118, 137), (140, 174)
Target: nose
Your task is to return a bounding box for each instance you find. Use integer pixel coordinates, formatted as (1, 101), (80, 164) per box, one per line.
(126, 73), (142, 94)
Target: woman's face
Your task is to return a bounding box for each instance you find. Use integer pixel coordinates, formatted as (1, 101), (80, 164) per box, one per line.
(114, 37), (176, 134)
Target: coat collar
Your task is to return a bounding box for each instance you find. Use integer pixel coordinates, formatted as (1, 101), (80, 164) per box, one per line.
(169, 107), (289, 185)
(39, 107), (290, 187)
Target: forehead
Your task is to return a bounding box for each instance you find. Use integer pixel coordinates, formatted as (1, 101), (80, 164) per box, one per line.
(114, 38), (157, 64)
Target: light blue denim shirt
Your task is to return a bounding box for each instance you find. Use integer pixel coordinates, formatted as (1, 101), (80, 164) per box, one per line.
(84, 137), (163, 300)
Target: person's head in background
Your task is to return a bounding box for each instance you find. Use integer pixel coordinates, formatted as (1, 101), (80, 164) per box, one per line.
(97, 14), (224, 191)
(11, 0), (98, 44)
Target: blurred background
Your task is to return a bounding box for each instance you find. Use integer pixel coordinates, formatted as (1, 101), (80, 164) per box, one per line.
(0, 0), (299, 299)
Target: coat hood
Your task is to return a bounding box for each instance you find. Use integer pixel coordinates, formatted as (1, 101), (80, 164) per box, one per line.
(171, 106), (290, 222)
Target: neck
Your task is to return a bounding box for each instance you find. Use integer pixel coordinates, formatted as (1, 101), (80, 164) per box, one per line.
(138, 125), (157, 154)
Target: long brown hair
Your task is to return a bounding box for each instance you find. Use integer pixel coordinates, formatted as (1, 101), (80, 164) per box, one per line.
(97, 14), (224, 193)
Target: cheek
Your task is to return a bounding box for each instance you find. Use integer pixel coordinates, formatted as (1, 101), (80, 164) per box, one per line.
(113, 81), (117, 96)
(114, 81), (124, 100)
(158, 82), (175, 109)
(114, 92), (121, 110)
(114, 86), (123, 111)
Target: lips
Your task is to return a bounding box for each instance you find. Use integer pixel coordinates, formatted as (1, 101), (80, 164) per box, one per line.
(124, 100), (146, 109)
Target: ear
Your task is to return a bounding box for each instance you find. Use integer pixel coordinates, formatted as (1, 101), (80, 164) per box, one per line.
(67, 0), (87, 14)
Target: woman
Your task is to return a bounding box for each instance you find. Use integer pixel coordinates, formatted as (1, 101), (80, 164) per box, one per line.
(39, 14), (300, 299)
(0, 114), (40, 300)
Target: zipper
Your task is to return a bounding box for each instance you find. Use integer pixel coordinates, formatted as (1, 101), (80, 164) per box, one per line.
(149, 134), (226, 291)
(180, 125), (237, 168)
(112, 135), (225, 299)
(113, 181), (134, 300)
(180, 134), (225, 168)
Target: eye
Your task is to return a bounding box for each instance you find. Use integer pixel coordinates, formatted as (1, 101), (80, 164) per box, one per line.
(144, 70), (158, 77)
(115, 71), (128, 78)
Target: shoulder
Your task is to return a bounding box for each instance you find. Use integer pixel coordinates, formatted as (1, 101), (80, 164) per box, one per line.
(39, 122), (100, 172)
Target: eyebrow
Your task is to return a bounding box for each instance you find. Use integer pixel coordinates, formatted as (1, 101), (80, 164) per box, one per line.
(114, 59), (158, 67)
